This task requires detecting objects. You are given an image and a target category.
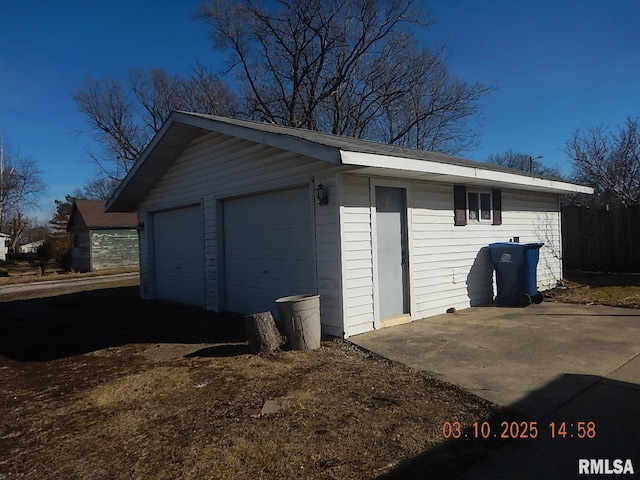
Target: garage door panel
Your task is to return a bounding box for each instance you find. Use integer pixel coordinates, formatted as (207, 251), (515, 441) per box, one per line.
(224, 188), (314, 315)
(153, 205), (205, 307)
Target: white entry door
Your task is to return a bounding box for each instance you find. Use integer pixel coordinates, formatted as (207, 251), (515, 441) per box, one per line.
(153, 205), (205, 307)
(375, 186), (409, 320)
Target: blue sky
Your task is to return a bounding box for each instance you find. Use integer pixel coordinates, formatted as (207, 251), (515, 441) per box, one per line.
(1, 0), (639, 221)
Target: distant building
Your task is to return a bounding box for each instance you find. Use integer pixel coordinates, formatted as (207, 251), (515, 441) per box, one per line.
(0, 233), (9, 261)
(17, 239), (45, 254)
(67, 199), (139, 272)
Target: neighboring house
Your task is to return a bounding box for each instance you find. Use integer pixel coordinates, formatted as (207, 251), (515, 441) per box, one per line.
(0, 233), (9, 261)
(18, 239), (45, 254)
(106, 112), (592, 338)
(67, 199), (139, 272)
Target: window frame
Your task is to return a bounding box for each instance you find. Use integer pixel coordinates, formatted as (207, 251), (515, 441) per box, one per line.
(467, 190), (493, 224)
(453, 185), (502, 226)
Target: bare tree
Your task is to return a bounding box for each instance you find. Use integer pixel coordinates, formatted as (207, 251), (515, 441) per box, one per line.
(486, 149), (563, 179)
(72, 177), (121, 202)
(20, 223), (49, 244)
(198, 0), (490, 154)
(179, 63), (239, 116)
(0, 150), (47, 251)
(74, 65), (238, 181)
(373, 42), (489, 153)
(74, 75), (145, 180)
(563, 117), (640, 207)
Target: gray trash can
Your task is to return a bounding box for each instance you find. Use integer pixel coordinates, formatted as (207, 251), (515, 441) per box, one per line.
(275, 294), (321, 350)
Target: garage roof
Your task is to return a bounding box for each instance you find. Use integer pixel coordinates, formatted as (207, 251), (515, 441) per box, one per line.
(107, 111), (593, 212)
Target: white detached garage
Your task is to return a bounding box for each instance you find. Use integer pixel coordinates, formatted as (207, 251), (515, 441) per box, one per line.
(107, 112), (592, 338)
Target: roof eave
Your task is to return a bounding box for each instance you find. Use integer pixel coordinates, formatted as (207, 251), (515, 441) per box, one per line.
(87, 225), (138, 230)
(339, 151), (594, 195)
(106, 111), (342, 212)
(178, 112), (342, 164)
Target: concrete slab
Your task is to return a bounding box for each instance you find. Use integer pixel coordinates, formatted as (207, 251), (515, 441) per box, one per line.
(462, 370), (640, 479)
(350, 302), (640, 419)
(605, 352), (640, 388)
(351, 302), (640, 478)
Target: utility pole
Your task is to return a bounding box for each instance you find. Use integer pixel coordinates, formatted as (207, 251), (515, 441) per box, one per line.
(529, 155), (543, 173)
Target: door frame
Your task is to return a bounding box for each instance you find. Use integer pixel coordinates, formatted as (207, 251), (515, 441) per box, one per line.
(370, 178), (413, 329)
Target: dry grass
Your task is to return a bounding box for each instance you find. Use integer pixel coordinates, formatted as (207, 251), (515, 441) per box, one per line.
(0, 284), (517, 480)
(0, 342), (512, 479)
(0, 259), (139, 286)
(546, 271), (640, 308)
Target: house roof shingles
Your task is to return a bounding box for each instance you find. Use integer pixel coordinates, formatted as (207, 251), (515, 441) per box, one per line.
(68, 199), (137, 230)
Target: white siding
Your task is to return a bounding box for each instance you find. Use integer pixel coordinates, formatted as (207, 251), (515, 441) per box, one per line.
(410, 183), (562, 320)
(411, 182), (491, 318)
(0, 235), (7, 262)
(502, 191), (562, 289)
(137, 131), (338, 313)
(314, 175), (343, 337)
(340, 175), (563, 336)
(340, 175), (375, 337)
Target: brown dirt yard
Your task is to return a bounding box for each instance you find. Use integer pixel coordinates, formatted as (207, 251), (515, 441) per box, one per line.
(4, 268), (637, 480)
(0, 274), (526, 480)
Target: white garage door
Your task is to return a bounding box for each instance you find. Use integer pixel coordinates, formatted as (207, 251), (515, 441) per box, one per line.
(153, 205), (205, 307)
(224, 187), (314, 315)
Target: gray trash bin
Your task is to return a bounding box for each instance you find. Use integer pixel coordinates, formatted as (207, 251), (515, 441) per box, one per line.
(275, 294), (321, 350)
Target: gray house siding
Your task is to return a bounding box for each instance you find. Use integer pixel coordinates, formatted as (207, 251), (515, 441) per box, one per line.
(70, 230), (91, 272)
(71, 228), (138, 273)
(90, 229), (139, 271)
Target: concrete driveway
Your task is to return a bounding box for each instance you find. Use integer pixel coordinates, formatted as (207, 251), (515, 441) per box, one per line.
(351, 302), (640, 478)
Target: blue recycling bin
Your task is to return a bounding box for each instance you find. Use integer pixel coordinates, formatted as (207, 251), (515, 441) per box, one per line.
(487, 242), (544, 307)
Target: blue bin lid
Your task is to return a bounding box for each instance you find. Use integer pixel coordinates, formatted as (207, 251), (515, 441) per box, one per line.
(487, 242), (544, 249)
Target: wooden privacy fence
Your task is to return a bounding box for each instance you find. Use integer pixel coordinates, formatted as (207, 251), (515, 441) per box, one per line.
(561, 206), (640, 273)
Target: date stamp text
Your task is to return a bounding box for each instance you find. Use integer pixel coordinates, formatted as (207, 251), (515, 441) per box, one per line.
(441, 420), (597, 440)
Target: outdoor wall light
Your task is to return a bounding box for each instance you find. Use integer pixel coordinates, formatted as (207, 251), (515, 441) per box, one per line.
(315, 183), (329, 206)
(136, 222), (145, 233)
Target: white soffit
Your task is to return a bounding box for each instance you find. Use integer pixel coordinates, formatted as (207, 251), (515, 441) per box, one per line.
(339, 151), (594, 195)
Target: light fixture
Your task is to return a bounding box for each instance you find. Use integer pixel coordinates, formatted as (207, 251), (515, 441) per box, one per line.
(315, 183), (329, 206)
(136, 222), (145, 232)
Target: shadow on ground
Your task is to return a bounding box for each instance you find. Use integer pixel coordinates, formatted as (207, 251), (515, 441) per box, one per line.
(0, 286), (246, 361)
(378, 374), (640, 479)
(185, 343), (252, 357)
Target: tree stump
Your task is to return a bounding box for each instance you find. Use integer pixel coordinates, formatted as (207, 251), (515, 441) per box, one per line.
(245, 311), (286, 355)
